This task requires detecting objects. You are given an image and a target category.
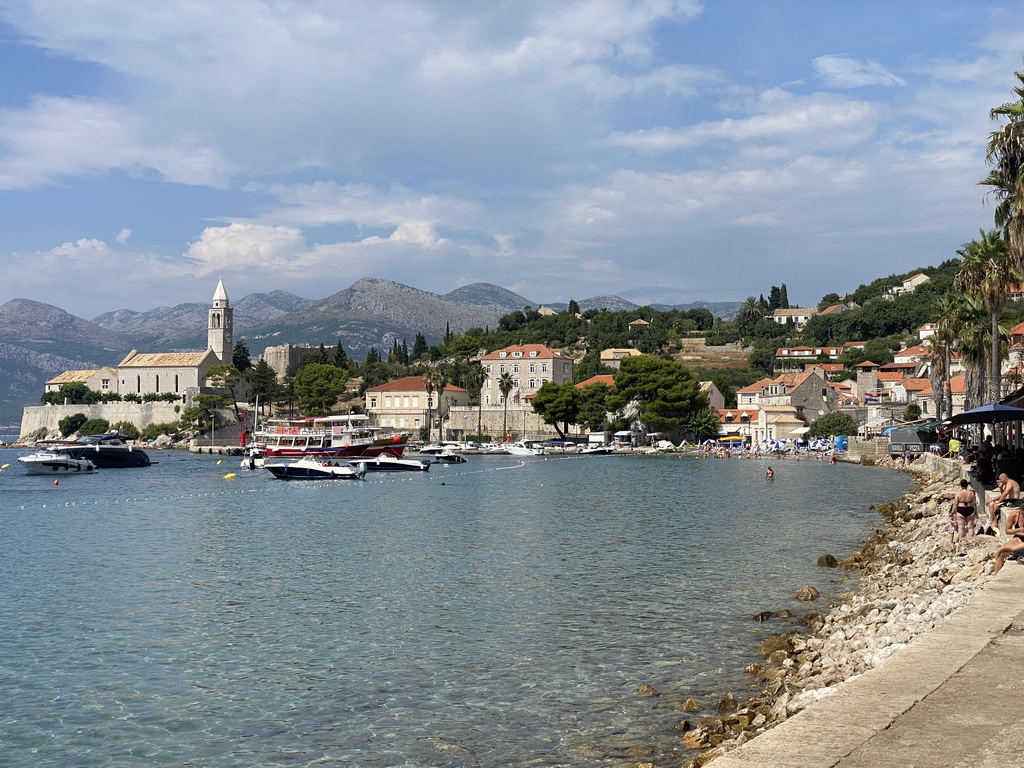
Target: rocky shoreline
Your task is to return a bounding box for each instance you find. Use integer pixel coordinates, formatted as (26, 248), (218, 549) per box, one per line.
(649, 455), (996, 768)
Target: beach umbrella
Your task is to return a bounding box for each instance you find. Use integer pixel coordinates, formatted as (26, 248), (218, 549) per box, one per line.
(944, 402), (1024, 425)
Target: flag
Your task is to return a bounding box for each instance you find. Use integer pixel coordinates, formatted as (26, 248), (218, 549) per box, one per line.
(513, 390), (520, 404)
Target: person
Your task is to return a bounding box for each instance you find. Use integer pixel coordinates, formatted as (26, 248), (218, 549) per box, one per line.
(992, 504), (1024, 574)
(765, 466), (775, 481)
(950, 479), (980, 543)
(985, 472), (1021, 535)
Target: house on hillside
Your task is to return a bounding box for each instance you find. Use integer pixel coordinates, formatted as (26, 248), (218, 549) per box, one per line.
(769, 308), (818, 329)
(887, 273), (930, 299)
(480, 343), (574, 406)
(365, 376), (469, 434)
(599, 348), (641, 369)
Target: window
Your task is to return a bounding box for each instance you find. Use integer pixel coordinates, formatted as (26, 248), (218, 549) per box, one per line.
(499, 352), (507, 358)
(513, 379), (520, 388)
(513, 351), (522, 357)
(541, 363), (548, 373)
(101, 378), (109, 390)
(529, 364), (536, 373)
(486, 364), (492, 373)
(485, 394), (491, 405)
(528, 379), (536, 389)
(529, 351), (537, 357)
(499, 364), (506, 373)
(174, 375), (179, 392)
(370, 396), (378, 408)
(513, 364), (520, 374)
(155, 375), (160, 392)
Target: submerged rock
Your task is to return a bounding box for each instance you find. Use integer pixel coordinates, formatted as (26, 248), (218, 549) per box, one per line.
(817, 554), (839, 567)
(795, 585), (820, 601)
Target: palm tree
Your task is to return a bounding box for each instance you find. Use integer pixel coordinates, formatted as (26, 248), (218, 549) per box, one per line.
(422, 367), (441, 442)
(955, 229), (1020, 401)
(982, 69), (1024, 271)
(467, 364), (487, 439)
(498, 371), (514, 438)
(734, 297), (762, 345)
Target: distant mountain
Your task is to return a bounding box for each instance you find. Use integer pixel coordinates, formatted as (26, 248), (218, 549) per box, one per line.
(543, 294), (639, 312)
(444, 283), (535, 318)
(543, 296), (740, 317)
(93, 289), (312, 349)
(0, 299), (132, 425)
(246, 278), (507, 354)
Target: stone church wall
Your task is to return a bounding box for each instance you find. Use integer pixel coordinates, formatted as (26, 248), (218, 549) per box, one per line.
(19, 403), (183, 440)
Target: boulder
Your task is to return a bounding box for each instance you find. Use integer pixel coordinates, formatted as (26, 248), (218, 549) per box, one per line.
(795, 585), (820, 601)
(817, 554), (839, 568)
(759, 634), (795, 657)
(682, 698), (702, 711)
(635, 684), (657, 696)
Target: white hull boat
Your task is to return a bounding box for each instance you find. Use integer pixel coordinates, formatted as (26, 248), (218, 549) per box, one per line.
(19, 451), (97, 475)
(507, 442), (545, 456)
(264, 456), (367, 480)
(361, 455), (431, 472)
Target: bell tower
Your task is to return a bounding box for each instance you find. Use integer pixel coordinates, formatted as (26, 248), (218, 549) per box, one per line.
(208, 278), (233, 364)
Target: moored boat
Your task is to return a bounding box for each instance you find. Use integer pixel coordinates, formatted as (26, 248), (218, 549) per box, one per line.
(264, 456), (368, 480)
(507, 441), (546, 456)
(361, 455), (431, 472)
(432, 450), (467, 464)
(18, 450), (97, 475)
(33, 433), (152, 468)
(252, 415), (409, 460)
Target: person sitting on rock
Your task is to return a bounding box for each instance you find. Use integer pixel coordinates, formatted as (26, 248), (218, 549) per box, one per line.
(992, 504), (1024, 574)
(985, 472), (1020, 536)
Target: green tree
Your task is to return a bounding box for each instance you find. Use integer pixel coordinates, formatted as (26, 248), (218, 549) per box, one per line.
(302, 344), (330, 366)
(411, 333), (429, 361)
(499, 371), (514, 437)
(955, 229), (1020, 401)
(903, 403), (922, 421)
(734, 296), (763, 344)
(293, 363), (348, 416)
(421, 366), (448, 442)
(42, 382), (100, 405)
(531, 381), (580, 439)
(681, 407), (721, 443)
(206, 364), (245, 425)
(333, 339), (350, 370)
(577, 382), (611, 431)
(110, 421), (140, 439)
(567, 299), (581, 315)
(982, 69), (1024, 272)
(232, 340), (252, 371)
(58, 413), (88, 436)
(245, 359), (279, 415)
(606, 355), (709, 434)
(78, 418), (110, 435)
(466, 364), (488, 439)
(808, 411), (858, 438)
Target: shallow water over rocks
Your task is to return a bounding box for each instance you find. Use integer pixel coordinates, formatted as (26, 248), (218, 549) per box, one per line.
(0, 449), (911, 767)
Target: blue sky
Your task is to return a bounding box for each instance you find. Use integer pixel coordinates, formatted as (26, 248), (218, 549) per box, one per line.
(1, 0), (1022, 318)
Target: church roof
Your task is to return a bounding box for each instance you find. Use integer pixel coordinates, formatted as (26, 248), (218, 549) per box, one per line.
(213, 278), (228, 302)
(119, 350), (215, 368)
(46, 369), (99, 385)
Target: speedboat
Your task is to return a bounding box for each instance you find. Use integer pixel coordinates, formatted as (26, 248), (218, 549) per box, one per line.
(33, 433), (152, 468)
(264, 456), (367, 480)
(507, 441), (545, 456)
(578, 444), (614, 455)
(361, 455), (431, 472)
(433, 450), (467, 464)
(18, 450), (97, 475)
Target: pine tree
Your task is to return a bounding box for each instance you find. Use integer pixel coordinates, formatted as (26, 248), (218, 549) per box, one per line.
(780, 284), (790, 309)
(411, 333), (429, 361)
(333, 339), (348, 369)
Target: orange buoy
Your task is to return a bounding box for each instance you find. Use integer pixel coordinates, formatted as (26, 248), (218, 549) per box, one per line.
(54, 479), (59, 486)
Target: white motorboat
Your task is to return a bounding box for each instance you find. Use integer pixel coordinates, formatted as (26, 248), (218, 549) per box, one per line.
(18, 450), (97, 475)
(578, 444), (614, 455)
(432, 450), (467, 464)
(507, 441), (546, 456)
(264, 456), (367, 480)
(361, 455), (431, 472)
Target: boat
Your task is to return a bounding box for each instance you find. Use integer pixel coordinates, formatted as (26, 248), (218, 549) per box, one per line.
(263, 456), (368, 480)
(361, 455), (431, 472)
(18, 450), (97, 475)
(578, 444), (614, 455)
(33, 433), (152, 468)
(432, 450), (467, 464)
(507, 441), (546, 456)
(252, 415), (409, 460)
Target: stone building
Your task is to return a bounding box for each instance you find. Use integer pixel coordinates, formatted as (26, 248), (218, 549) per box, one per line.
(365, 376), (469, 434)
(480, 343), (574, 406)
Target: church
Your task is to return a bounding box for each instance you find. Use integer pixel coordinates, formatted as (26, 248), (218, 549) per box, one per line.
(45, 279), (235, 402)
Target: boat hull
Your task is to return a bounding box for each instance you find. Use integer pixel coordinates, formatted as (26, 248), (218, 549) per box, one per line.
(361, 456), (430, 472)
(18, 452), (97, 475)
(264, 458), (367, 480)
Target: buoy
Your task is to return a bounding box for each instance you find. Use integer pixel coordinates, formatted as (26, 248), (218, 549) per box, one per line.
(1, 463), (8, 468)
(216, 459), (222, 465)
(54, 479), (59, 486)
(223, 473), (237, 480)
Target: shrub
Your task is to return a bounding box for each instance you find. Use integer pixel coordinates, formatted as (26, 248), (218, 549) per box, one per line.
(58, 413), (87, 437)
(78, 418), (110, 435)
(110, 421), (140, 439)
(142, 422), (181, 440)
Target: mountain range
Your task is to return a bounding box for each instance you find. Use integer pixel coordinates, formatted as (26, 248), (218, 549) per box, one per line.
(0, 277), (741, 427)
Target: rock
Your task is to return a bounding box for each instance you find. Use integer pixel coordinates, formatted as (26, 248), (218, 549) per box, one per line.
(774, 609), (794, 618)
(635, 684), (657, 696)
(674, 719), (692, 732)
(625, 746), (654, 756)
(717, 693), (737, 712)
(766, 649), (790, 664)
(744, 662), (765, 675)
(681, 725), (713, 749)
(795, 585), (820, 601)
(759, 634), (795, 657)
(683, 698), (701, 711)
(817, 554), (839, 567)
(753, 610), (773, 622)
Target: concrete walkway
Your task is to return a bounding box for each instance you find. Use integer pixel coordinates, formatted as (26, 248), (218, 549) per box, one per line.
(710, 564), (1024, 768)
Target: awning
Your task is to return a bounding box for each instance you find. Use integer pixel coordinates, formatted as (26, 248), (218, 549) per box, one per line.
(790, 427), (810, 434)
(614, 430), (632, 436)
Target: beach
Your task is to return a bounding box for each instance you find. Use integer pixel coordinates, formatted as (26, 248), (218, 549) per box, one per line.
(673, 453), (1010, 767)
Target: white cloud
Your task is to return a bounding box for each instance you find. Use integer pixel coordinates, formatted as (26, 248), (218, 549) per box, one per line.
(812, 55), (906, 88)
(115, 228), (132, 244)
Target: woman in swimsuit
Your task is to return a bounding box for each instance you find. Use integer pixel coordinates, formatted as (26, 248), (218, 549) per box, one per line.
(951, 479), (980, 543)
(992, 505), (1024, 574)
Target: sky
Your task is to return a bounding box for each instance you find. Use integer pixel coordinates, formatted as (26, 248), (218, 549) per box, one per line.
(1, 0), (1023, 319)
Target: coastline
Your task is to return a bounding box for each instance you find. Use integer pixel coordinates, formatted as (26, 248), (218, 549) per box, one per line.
(672, 453), (1002, 767)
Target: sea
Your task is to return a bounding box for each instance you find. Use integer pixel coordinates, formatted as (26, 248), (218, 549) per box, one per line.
(0, 447), (913, 768)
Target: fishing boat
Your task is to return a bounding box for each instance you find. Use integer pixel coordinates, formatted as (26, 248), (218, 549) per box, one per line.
(263, 456), (367, 480)
(252, 415), (409, 460)
(18, 450), (97, 475)
(33, 433), (152, 468)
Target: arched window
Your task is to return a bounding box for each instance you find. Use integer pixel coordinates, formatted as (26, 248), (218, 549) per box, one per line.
(155, 375), (160, 393)
(136, 376), (141, 393)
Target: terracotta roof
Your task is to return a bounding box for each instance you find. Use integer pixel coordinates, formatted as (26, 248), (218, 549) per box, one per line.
(737, 377), (775, 394)
(819, 304), (846, 315)
(1011, 322), (1024, 336)
(716, 409), (756, 423)
(855, 360), (880, 368)
(365, 376), (467, 393)
(803, 363), (845, 372)
(481, 343), (567, 360)
(950, 375), (966, 394)
(877, 371), (904, 382)
(118, 351), (212, 367)
(900, 378), (931, 392)
(46, 369), (100, 385)
(576, 375), (615, 388)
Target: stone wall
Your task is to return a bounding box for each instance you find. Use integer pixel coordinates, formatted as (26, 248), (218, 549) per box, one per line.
(19, 403), (184, 439)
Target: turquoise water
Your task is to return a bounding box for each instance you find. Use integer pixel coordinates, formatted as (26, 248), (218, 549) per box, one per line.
(0, 449), (912, 767)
